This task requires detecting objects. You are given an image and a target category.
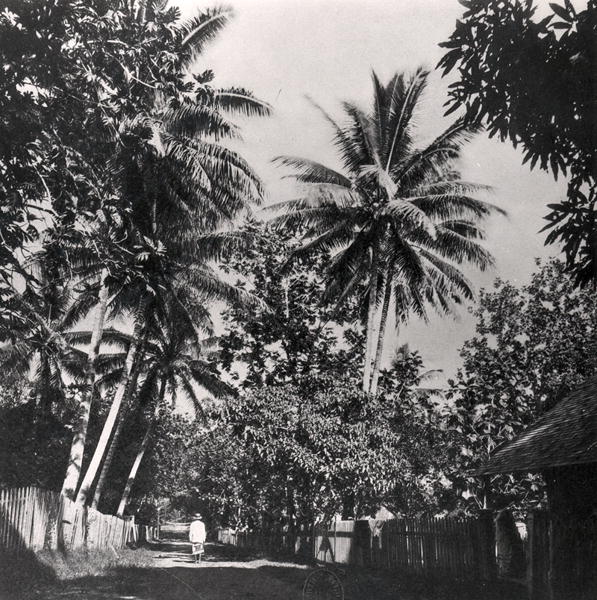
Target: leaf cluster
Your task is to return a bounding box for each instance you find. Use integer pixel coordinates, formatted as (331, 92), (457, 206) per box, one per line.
(446, 259), (597, 513)
(440, 0), (597, 285)
(218, 221), (363, 388)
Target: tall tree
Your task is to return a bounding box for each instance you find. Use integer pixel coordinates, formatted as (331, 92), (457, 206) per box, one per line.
(0, 241), (91, 418)
(446, 259), (597, 513)
(272, 69), (501, 393)
(439, 0), (597, 285)
(115, 299), (228, 517)
(68, 5), (269, 503)
(0, 1), (108, 326)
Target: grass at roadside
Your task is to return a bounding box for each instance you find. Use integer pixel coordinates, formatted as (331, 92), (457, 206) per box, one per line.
(0, 545), (154, 600)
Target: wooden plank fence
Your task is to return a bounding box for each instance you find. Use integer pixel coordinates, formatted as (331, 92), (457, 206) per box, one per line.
(217, 524), (313, 559)
(313, 513), (496, 581)
(217, 513), (496, 582)
(218, 511), (596, 598)
(0, 486), (156, 553)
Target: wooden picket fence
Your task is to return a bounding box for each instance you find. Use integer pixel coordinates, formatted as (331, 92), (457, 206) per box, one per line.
(0, 486), (156, 553)
(217, 524), (312, 560)
(218, 513), (496, 582)
(313, 515), (496, 580)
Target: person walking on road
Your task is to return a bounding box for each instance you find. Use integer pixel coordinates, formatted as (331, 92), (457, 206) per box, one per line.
(189, 513), (206, 563)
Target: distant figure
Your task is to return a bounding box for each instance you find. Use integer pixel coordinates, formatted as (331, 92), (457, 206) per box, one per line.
(189, 513), (206, 563)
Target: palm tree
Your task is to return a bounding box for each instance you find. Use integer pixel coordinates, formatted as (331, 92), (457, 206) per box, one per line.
(73, 229), (266, 506)
(61, 3), (270, 503)
(0, 244), (90, 420)
(270, 68), (504, 394)
(113, 299), (229, 517)
(84, 289), (216, 510)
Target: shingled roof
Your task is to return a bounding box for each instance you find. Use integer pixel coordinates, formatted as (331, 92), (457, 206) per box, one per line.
(476, 377), (597, 475)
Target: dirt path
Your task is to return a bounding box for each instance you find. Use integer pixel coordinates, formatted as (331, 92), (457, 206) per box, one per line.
(7, 539), (525, 600)
(26, 541), (309, 600)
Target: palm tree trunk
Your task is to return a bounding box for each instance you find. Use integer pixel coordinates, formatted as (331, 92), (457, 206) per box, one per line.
(38, 356), (52, 420)
(362, 243), (380, 393)
(61, 270), (110, 499)
(116, 378), (167, 518)
(369, 272), (393, 396)
(90, 352), (144, 510)
(76, 318), (145, 505)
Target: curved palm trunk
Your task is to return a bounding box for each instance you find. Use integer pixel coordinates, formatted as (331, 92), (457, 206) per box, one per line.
(90, 355), (144, 510)
(61, 270), (110, 499)
(116, 378), (167, 518)
(369, 272), (393, 396)
(76, 319), (146, 506)
(362, 243), (380, 393)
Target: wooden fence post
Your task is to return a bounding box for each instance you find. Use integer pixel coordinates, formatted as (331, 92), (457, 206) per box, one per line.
(333, 520), (337, 563)
(478, 509), (497, 580)
(527, 510), (550, 600)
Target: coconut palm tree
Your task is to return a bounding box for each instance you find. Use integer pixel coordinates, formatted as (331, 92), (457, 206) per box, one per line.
(84, 290), (217, 510)
(270, 68), (504, 394)
(72, 228), (265, 506)
(61, 3), (270, 501)
(85, 297), (229, 516)
(0, 243), (91, 420)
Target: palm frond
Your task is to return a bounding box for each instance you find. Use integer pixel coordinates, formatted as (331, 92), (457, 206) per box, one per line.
(180, 6), (233, 57)
(414, 228), (494, 271)
(193, 229), (256, 262)
(187, 363), (232, 399)
(382, 198), (437, 237)
(409, 193), (505, 222)
(418, 249), (475, 302)
(291, 222), (355, 258)
(0, 341), (33, 378)
(212, 88), (272, 117)
(384, 67), (428, 170)
(268, 205), (362, 234)
(273, 156), (352, 187)
(395, 117), (482, 185)
(162, 101), (238, 140)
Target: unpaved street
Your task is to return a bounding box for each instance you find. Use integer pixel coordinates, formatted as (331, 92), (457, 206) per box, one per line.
(23, 541), (309, 600)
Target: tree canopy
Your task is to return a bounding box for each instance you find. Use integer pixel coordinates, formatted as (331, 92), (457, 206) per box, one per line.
(143, 367), (453, 529)
(218, 221), (363, 388)
(271, 69), (500, 394)
(439, 0), (597, 285)
(0, 0), (270, 513)
(446, 259), (597, 513)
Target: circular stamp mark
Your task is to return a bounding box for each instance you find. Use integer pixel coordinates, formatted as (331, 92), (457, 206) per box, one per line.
(302, 568), (344, 600)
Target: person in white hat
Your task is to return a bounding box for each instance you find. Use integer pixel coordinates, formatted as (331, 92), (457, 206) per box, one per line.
(189, 513), (206, 563)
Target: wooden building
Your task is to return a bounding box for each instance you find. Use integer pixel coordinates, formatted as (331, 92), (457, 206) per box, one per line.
(477, 377), (597, 600)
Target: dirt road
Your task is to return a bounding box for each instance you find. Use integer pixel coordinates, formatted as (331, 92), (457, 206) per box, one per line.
(27, 541), (310, 600)
(8, 539), (523, 600)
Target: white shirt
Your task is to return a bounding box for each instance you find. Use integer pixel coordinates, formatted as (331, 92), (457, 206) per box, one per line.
(189, 519), (206, 543)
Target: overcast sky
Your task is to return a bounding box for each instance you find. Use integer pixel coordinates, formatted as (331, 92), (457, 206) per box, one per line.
(176, 0), (566, 380)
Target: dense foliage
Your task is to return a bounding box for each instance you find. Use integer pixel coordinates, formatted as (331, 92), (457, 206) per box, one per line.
(135, 351), (456, 529)
(219, 222), (362, 388)
(0, 0), (269, 512)
(446, 259), (597, 513)
(440, 0), (597, 284)
(1, 0), (592, 542)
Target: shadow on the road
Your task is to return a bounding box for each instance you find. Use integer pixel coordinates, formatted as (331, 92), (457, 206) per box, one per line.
(32, 562), (308, 600)
(2, 539), (529, 600)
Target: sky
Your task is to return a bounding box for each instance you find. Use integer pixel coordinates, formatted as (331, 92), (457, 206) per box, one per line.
(175, 0), (566, 381)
